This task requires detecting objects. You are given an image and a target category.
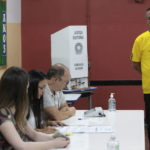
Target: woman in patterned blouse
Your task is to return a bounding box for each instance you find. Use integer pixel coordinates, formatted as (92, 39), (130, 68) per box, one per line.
(0, 66), (69, 150)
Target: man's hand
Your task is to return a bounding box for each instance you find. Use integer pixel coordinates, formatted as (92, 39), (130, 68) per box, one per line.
(68, 107), (76, 116)
(60, 106), (76, 117)
(60, 107), (69, 112)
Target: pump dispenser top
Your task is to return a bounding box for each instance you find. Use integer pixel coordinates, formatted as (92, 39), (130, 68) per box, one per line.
(110, 93), (115, 98)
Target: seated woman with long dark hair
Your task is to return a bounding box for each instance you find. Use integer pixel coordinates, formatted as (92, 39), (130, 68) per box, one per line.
(27, 69), (65, 134)
(0, 66), (69, 150)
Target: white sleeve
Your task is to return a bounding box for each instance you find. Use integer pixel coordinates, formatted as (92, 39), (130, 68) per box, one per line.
(59, 91), (66, 106)
(43, 84), (55, 108)
(28, 109), (36, 129)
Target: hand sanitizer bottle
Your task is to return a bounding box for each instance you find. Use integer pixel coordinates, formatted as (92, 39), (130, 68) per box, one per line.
(107, 133), (119, 150)
(108, 93), (116, 111)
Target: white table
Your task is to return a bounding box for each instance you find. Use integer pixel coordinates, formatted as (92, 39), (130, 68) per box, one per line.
(53, 110), (145, 150)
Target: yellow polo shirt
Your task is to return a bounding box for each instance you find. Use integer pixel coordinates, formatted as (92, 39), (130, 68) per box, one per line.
(131, 30), (150, 94)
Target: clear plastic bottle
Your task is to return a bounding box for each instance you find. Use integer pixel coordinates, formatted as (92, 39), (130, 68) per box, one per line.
(108, 93), (116, 111)
(107, 134), (119, 150)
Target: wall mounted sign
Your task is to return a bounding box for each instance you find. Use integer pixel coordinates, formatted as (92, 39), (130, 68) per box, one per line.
(0, 0), (6, 68)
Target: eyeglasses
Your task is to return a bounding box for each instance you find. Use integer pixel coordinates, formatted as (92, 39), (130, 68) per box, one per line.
(64, 80), (69, 86)
(61, 78), (69, 85)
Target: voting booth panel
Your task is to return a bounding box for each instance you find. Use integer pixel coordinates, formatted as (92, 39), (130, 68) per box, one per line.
(51, 26), (88, 90)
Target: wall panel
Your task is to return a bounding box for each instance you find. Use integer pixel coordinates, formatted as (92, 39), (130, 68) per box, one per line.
(22, 0), (150, 110)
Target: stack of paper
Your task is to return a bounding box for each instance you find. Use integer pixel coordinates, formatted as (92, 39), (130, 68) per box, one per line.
(55, 125), (113, 133)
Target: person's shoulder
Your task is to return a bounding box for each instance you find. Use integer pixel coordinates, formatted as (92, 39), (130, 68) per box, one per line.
(44, 84), (51, 94)
(136, 30), (150, 40)
(0, 108), (10, 116)
(0, 108), (12, 124)
(45, 84), (49, 91)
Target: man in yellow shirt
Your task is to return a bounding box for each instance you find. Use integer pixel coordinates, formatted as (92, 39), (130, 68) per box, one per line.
(131, 8), (150, 142)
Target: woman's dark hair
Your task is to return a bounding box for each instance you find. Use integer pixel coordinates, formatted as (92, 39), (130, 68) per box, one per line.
(28, 69), (46, 128)
(0, 66), (29, 132)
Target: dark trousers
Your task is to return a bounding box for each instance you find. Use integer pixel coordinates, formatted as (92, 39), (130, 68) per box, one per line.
(144, 94), (150, 141)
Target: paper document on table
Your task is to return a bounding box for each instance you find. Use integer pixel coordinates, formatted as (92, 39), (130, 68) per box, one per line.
(55, 125), (113, 133)
(64, 94), (81, 101)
